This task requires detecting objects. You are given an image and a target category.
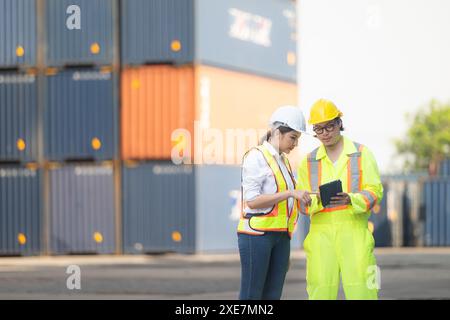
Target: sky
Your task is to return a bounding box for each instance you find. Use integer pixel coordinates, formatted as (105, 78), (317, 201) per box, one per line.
(296, 0), (450, 174)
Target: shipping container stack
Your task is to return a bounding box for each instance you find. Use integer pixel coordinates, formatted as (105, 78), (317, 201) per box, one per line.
(120, 0), (300, 253)
(1, 0), (300, 257)
(0, 0), (42, 256)
(42, 0), (119, 255)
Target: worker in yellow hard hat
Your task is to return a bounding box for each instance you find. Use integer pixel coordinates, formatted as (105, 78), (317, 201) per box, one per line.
(297, 99), (383, 300)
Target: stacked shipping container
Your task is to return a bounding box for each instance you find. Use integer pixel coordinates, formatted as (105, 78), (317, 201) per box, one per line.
(0, 0), (40, 255)
(120, 65), (298, 163)
(120, 0), (297, 82)
(0, 0), (326, 255)
(120, 0), (299, 253)
(43, 0), (118, 254)
(0, 0), (120, 255)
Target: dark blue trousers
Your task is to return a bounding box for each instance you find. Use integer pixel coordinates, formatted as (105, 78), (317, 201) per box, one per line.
(238, 232), (290, 300)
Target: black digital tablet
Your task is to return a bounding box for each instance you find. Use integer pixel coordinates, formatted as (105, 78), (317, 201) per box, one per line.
(319, 180), (343, 207)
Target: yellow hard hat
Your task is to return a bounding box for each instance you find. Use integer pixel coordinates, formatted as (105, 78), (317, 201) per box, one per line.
(308, 99), (343, 125)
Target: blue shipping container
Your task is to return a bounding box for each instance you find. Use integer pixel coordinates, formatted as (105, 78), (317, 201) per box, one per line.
(439, 158), (450, 177)
(122, 162), (196, 254)
(0, 165), (42, 256)
(121, 0), (194, 66)
(44, 68), (117, 161)
(0, 72), (38, 162)
(45, 0), (115, 66)
(121, 0), (297, 82)
(0, 0), (37, 68)
(49, 163), (115, 254)
(424, 179), (450, 246)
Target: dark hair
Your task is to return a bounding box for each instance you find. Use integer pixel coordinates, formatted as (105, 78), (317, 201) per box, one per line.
(335, 117), (345, 131)
(259, 126), (294, 145)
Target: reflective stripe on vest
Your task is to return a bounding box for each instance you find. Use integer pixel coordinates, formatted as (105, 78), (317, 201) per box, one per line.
(237, 144), (298, 236)
(305, 141), (376, 213)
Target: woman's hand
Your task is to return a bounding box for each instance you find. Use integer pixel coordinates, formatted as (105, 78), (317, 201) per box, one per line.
(290, 190), (312, 206)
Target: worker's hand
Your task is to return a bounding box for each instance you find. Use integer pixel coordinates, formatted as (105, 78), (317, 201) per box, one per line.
(290, 190), (312, 206)
(330, 192), (351, 205)
(310, 192), (321, 204)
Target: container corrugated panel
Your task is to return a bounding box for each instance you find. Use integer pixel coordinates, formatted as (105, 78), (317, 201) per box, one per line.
(369, 181), (392, 247)
(425, 181), (442, 246)
(49, 163), (115, 254)
(121, 0), (194, 65)
(424, 179), (450, 246)
(122, 161), (196, 254)
(121, 0), (297, 82)
(45, 69), (117, 161)
(45, 0), (114, 66)
(424, 181), (431, 245)
(121, 65), (297, 162)
(0, 165), (41, 255)
(0, 72), (38, 162)
(0, 0), (36, 68)
(439, 158), (450, 176)
(195, 165), (240, 252)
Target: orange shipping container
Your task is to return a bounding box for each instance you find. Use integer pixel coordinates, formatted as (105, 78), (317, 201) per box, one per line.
(121, 65), (299, 165)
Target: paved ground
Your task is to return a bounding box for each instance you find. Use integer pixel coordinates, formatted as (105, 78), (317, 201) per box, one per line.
(0, 248), (449, 300)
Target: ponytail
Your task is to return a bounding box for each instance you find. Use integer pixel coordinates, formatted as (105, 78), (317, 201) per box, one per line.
(259, 130), (272, 145)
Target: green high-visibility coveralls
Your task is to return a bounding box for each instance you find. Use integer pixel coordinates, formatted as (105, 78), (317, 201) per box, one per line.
(297, 136), (383, 300)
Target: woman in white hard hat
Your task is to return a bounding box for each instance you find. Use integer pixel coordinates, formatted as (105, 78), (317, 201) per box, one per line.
(237, 105), (312, 300)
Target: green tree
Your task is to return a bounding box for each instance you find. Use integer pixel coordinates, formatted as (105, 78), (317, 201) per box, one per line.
(395, 100), (450, 173)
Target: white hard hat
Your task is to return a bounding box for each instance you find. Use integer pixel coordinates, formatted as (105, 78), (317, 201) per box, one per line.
(269, 105), (306, 133)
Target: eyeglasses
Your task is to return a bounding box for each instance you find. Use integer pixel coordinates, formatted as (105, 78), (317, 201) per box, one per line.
(313, 120), (338, 135)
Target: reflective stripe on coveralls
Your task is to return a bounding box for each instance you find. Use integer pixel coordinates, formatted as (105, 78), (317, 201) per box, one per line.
(304, 142), (377, 213)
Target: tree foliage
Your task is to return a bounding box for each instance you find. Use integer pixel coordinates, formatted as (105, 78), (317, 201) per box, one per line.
(395, 100), (450, 172)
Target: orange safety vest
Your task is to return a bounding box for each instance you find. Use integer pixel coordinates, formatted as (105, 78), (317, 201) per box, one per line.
(237, 144), (298, 237)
